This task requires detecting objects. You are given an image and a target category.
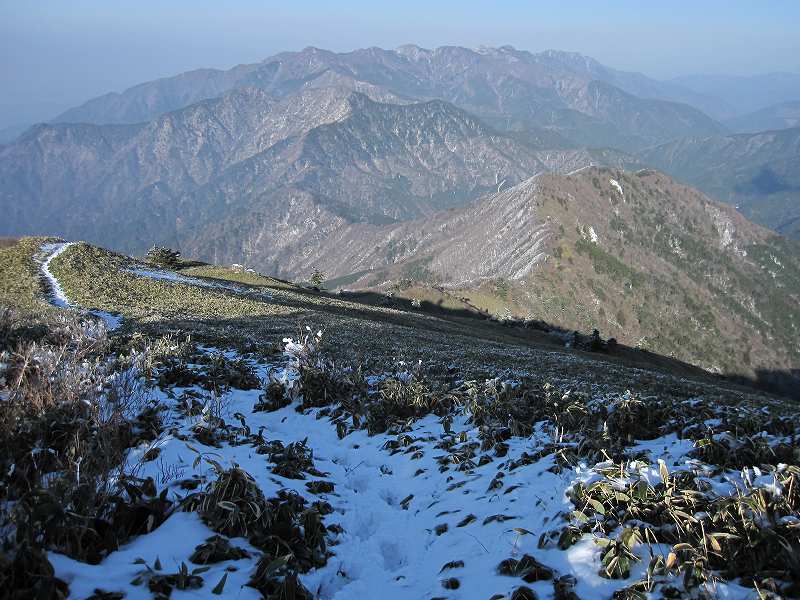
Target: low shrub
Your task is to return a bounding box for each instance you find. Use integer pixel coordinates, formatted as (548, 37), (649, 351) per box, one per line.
(145, 245), (181, 269)
(193, 467), (273, 538)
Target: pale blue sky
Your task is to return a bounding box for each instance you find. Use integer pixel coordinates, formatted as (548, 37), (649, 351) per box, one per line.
(2, 1), (799, 128)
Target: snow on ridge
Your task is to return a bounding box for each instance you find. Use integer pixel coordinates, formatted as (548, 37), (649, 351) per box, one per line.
(39, 241), (123, 329)
(126, 267), (273, 300)
(609, 179), (624, 199)
(37, 242), (275, 332)
(565, 163), (595, 176)
(126, 267), (216, 287)
(40, 241), (75, 308)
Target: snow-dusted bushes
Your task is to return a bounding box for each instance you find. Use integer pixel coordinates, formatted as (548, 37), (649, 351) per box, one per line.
(557, 461), (800, 594)
(156, 349), (261, 392)
(180, 464), (328, 599)
(0, 307), (168, 585)
(275, 331), (800, 596)
(281, 327), (366, 412)
(192, 467), (273, 539)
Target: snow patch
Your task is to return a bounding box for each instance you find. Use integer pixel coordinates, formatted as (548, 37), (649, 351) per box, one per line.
(126, 267), (273, 300)
(44, 351), (645, 598)
(609, 179), (624, 200)
(44, 345), (789, 599)
(39, 242), (123, 329)
(40, 242), (75, 308)
(566, 163), (595, 176)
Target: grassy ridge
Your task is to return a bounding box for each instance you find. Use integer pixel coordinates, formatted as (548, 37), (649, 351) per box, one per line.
(0, 236), (59, 313)
(5, 238), (776, 409)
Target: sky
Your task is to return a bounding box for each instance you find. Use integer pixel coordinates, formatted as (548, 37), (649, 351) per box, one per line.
(2, 0), (800, 129)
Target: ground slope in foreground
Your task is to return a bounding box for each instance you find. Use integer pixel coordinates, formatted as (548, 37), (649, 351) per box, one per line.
(1, 237), (799, 599)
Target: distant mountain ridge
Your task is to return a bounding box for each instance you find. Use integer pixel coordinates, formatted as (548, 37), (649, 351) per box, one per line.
(4, 44), (799, 263)
(1, 84), (638, 262)
(726, 100), (800, 133)
(642, 127), (800, 239)
(51, 45), (726, 151)
(673, 72), (800, 116)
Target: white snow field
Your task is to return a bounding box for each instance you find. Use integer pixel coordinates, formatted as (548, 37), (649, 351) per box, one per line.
(47, 347), (760, 600)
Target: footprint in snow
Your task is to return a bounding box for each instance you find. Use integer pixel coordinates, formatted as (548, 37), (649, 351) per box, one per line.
(343, 470), (371, 494)
(379, 539), (407, 571)
(378, 488), (400, 507)
(350, 510), (379, 540)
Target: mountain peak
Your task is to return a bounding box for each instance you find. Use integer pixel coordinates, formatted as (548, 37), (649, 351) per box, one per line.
(537, 49), (604, 71)
(475, 44), (518, 54)
(299, 45), (328, 55)
(395, 44), (432, 60)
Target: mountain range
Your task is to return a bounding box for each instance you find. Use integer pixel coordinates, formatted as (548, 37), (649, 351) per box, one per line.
(1, 44), (799, 384)
(50, 45), (726, 151)
(725, 100), (800, 133)
(0, 84), (636, 257)
(673, 72), (800, 117)
(2, 45), (798, 251)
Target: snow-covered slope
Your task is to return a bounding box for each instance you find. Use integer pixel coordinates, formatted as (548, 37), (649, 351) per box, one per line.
(48, 342), (774, 599)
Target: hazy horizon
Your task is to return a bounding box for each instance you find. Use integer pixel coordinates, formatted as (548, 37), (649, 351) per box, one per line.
(2, 0), (800, 129)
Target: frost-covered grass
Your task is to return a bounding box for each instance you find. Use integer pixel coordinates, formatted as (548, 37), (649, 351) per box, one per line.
(0, 236), (59, 314)
(40, 241), (123, 329)
(0, 308), (166, 595)
(183, 264), (297, 290)
(126, 266), (273, 301)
